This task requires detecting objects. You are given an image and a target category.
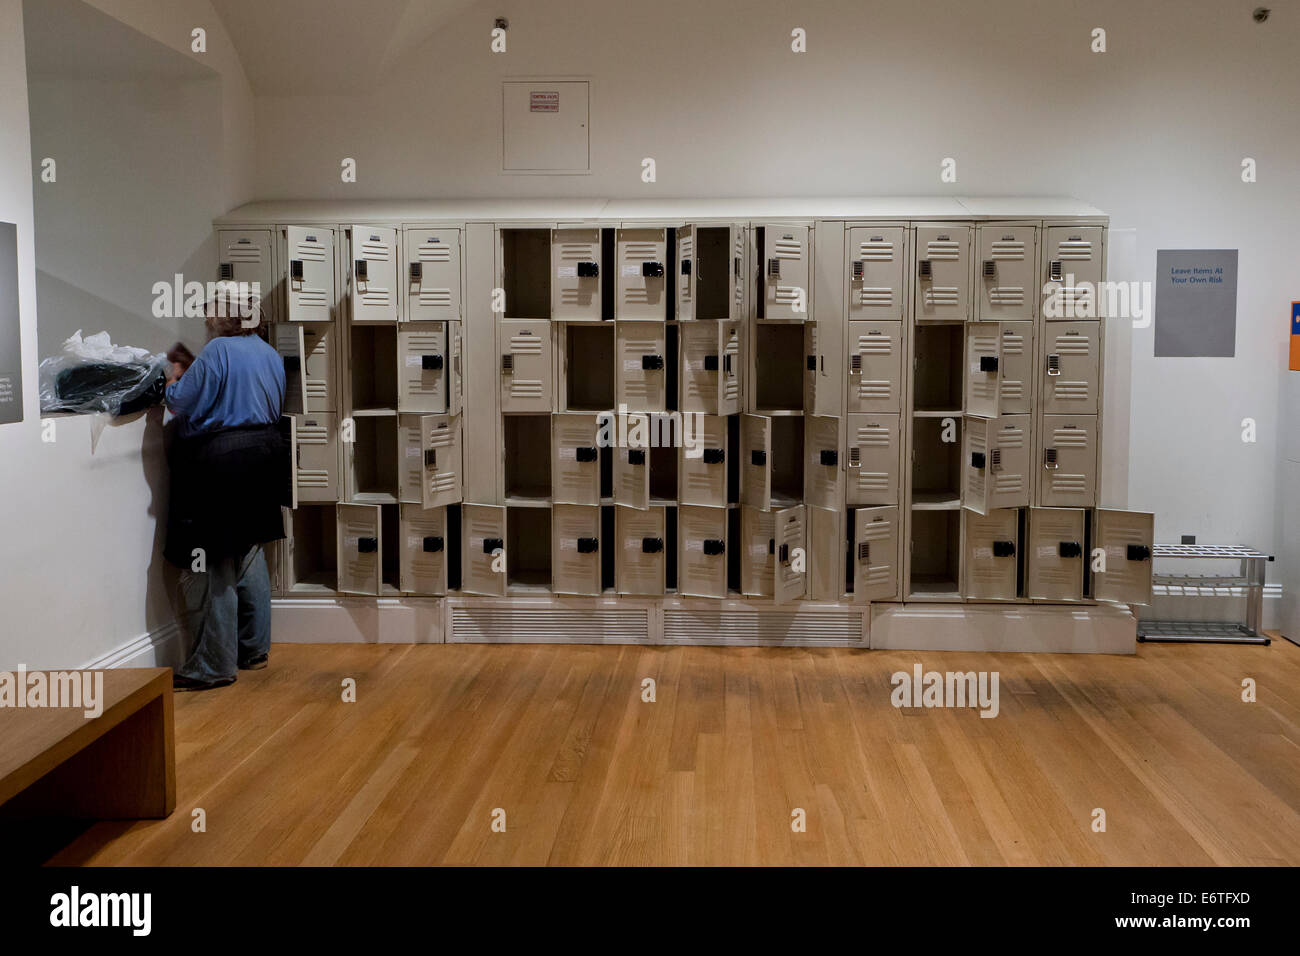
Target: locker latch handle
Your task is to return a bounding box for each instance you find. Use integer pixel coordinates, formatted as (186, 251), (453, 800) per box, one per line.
(767, 258), (781, 278)
(820, 449), (838, 467)
(723, 354), (733, 373)
(857, 542), (870, 561)
(642, 261), (664, 278)
(483, 537), (504, 554)
(982, 260), (997, 279)
(806, 355), (817, 371)
(680, 259), (691, 276)
(703, 539), (725, 556)
(734, 256), (741, 276)
(1043, 448), (1059, 470)
(424, 449), (437, 468)
(219, 262), (234, 280)
(847, 447), (861, 468)
(641, 537), (663, 554)
(768, 538), (775, 555)
(778, 543), (790, 564)
(422, 536), (444, 553)
(290, 260), (304, 281)
(704, 354), (719, 371)
(971, 451), (986, 469)
(979, 355), (999, 372)
(358, 537), (378, 554)
(1058, 541), (1082, 559)
(1127, 544), (1152, 562)
(501, 354), (514, 373)
(628, 449), (646, 466)
(703, 448), (725, 465)
(851, 260), (864, 280)
(577, 537), (599, 554)
(422, 354), (444, 370)
(409, 262), (423, 282)
(354, 259), (368, 282)
(992, 540), (1016, 558)
(283, 356), (302, 372)
(918, 260), (932, 279)
(1046, 354), (1061, 376)
(1049, 260), (1064, 282)
(849, 355), (862, 374)
(577, 261), (599, 278)
(642, 354), (664, 370)
(575, 446), (598, 463)
(751, 450), (767, 466)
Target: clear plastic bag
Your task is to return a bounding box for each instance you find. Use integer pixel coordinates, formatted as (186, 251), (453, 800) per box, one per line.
(38, 330), (169, 416)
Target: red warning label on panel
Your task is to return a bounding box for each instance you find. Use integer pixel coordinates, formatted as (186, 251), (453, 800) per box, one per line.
(530, 90), (559, 112)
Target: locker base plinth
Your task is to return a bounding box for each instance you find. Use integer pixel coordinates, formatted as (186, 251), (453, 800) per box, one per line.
(270, 595), (444, 644)
(868, 602), (1137, 654)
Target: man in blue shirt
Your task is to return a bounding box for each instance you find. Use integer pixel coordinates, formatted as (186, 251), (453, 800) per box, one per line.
(164, 283), (288, 691)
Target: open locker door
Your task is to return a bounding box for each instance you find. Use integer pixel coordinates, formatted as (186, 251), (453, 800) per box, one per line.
(963, 416), (992, 516)
(965, 322), (1002, 418)
(275, 324), (308, 416)
(349, 225), (399, 323)
(772, 505), (807, 605)
(552, 504), (602, 596)
(398, 324), (448, 413)
(678, 415), (727, 506)
(552, 412), (601, 506)
(284, 225), (334, 323)
(416, 414), (462, 509)
(963, 508), (1019, 601)
(740, 413), (772, 510)
(613, 442), (650, 510)
(804, 414), (842, 510)
(1026, 507), (1086, 602)
(461, 504), (507, 596)
(853, 506), (898, 604)
(677, 504), (727, 599)
(400, 503), (446, 595)
(1093, 508), (1154, 605)
(278, 415), (298, 509)
(551, 228), (602, 322)
(336, 503), (382, 595)
(448, 322), (463, 416)
(615, 505), (666, 596)
(806, 506), (841, 602)
(676, 224), (696, 320)
(615, 228), (667, 321)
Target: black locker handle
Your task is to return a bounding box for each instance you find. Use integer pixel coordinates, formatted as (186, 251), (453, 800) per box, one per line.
(642, 261), (664, 278)
(703, 448), (725, 465)
(971, 451), (986, 469)
(992, 540), (1016, 558)
(641, 537), (663, 554)
(751, 450), (767, 466)
(703, 539), (725, 556)
(820, 449), (838, 466)
(483, 537), (503, 554)
(628, 449), (646, 466)
(422, 536), (444, 553)
(424, 449), (437, 468)
(778, 543), (790, 564)
(358, 537), (378, 554)
(641, 354), (664, 370)
(680, 259), (691, 276)
(806, 355), (817, 371)
(1058, 541), (1082, 559)
(575, 446), (598, 463)
(577, 261), (599, 278)
(703, 354), (719, 371)
(979, 355), (999, 372)
(422, 354), (443, 370)
(577, 537), (599, 554)
(1127, 544), (1152, 561)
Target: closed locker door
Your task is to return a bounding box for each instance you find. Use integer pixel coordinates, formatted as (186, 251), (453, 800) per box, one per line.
(295, 412), (338, 502)
(613, 443), (650, 510)
(1039, 415), (1097, 507)
(963, 508), (1019, 601)
(846, 413), (899, 506)
(302, 324), (334, 413)
(853, 506), (898, 603)
(501, 319), (553, 413)
(807, 505), (841, 602)
(349, 225), (398, 323)
(218, 229), (275, 322)
(740, 414), (772, 510)
(336, 503), (382, 595)
(400, 503), (446, 594)
(552, 504), (602, 595)
(804, 414), (842, 510)
(676, 224), (696, 320)
(914, 225), (971, 322)
(400, 414), (462, 508)
(615, 504), (665, 595)
(552, 228), (601, 322)
(678, 415), (727, 506)
(988, 414), (1031, 510)
(847, 321), (902, 414)
(1043, 225), (1104, 319)
(976, 224), (1037, 321)
(772, 505), (807, 605)
(998, 321), (1033, 415)
(276, 324), (308, 415)
(403, 227), (460, 322)
(804, 322), (839, 416)
(679, 321), (719, 413)
(552, 412), (601, 505)
(678, 504), (727, 598)
(615, 228), (667, 320)
(462, 503), (507, 596)
(616, 322), (666, 411)
(1092, 508), (1154, 605)
(965, 322), (1002, 418)
(847, 226), (906, 322)
(285, 226), (335, 323)
(963, 416), (992, 515)
(739, 506), (775, 597)
(759, 223), (810, 321)
(398, 325), (448, 413)
(1042, 325), (1100, 414)
(717, 322), (741, 415)
(1026, 507), (1086, 601)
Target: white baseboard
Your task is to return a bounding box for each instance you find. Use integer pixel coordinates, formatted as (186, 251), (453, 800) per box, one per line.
(81, 621), (184, 670)
(869, 602), (1138, 654)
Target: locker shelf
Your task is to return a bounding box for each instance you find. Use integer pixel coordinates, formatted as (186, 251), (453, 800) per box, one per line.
(754, 324), (805, 411)
(563, 323), (615, 410)
(351, 492), (399, 505)
(507, 506), (552, 592)
(289, 504), (337, 592)
(350, 324), (399, 410)
(912, 323), (963, 411)
(502, 228), (551, 319)
(910, 509), (961, 598)
(350, 414), (400, 500)
(351, 407), (398, 418)
(910, 493), (962, 510)
(503, 413), (552, 500)
(912, 409), (962, 418)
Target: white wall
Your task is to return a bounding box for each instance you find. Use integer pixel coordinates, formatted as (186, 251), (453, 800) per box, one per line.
(253, 0), (1300, 570)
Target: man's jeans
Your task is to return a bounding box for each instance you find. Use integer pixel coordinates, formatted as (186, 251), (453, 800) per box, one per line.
(178, 545), (272, 683)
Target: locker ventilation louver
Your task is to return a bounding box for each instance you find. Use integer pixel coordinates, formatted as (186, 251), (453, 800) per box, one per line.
(661, 609), (865, 647)
(990, 240), (1025, 260)
(450, 606), (652, 644)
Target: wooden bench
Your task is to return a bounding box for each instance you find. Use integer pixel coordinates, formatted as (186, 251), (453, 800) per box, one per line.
(0, 668), (175, 819)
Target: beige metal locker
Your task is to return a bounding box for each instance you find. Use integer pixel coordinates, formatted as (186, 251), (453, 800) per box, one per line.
(615, 228), (667, 321)
(399, 503), (446, 595)
(678, 504), (728, 598)
(301, 324), (335, 413)
(285, 225), (335, 323)
(403, 227), (461, 322)
(552, 412), (601, 506)
(275, 324), (308, 416)
(804, 414), (842, 510)
(847, 320), (903, 414)
(1043, 225), (1104, 319)
(398, 324), (452, 414)
(336, 502), (382, 595)
(976, 224), (1037, 321)
(399, 413), (462, 509)
(348, 225), (399, 323)
(999, 321), (1033, 415)
(462, 503), (507, 596)
(963, 414), (1030, 515)
(759, 223), (810, 321)
(1042, 325), (1100, 414)
(678, 414), (727, 507)
(845, 413), (899, 506)
(739, 505), (807, 603)
(615, 504), (666, 595)
(613, 443), (650, 510)
(853, 506), (898, 603)
(615, 321), (667, 411)
(847, 226), (906, 322)
(807, 505), (841, 602)
(552, 503), (602, 596)
(914, 224), (971, 322)
(552, 228), (602, 322)
(217, 229), (275, 323)
(677, 223), (744, 322)
(1039, 415), (1097, 508)
(1092, 508), (1155, 605)
(965, 322), (1002, 419)
(740, 413), (772, 510)
(500, 319), (553, 413)
(962, 508), (1020, 601)
(680, 320), (740, 415)
(804, 322), (841, 416)
(292, 412), (339, 503)
(1026, 506), (1086, 602)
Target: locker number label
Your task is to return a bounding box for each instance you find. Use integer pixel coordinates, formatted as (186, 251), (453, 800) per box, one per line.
(558, 446), (577, 461)
(557, 266), (577, 279)
(621, 265), (640, 278)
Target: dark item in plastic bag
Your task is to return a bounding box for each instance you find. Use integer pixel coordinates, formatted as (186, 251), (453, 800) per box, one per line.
(39, 353), (170, 416)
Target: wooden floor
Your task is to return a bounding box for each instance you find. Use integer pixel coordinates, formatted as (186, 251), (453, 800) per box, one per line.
(47, 638), (1300, 866)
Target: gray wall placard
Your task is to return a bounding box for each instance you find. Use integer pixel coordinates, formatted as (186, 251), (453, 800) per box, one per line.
(1154, 249), (1238, 357)
(0, 222), (23, 425)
